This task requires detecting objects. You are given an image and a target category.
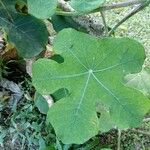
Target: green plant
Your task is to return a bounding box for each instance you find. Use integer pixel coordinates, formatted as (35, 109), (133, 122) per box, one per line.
(32, 28), (150, 144)
(0, 0), (150, 147)
(0, 0), (48, 58)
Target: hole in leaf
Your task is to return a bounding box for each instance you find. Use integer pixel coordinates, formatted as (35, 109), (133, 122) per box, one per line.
(50, 54), (64, 64)
(51, 88), (70, 102)
(97, 112), (101, 118)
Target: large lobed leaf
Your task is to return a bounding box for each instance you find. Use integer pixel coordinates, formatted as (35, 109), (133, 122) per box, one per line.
(0, 0), (48, 58)
(27, 0), (57, 19)
(32, 29), (150, 144)
(70, 0), (105, 13)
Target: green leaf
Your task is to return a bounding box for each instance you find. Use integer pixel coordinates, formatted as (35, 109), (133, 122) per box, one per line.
(70, 0), (105, 13)
(27, 0), (57, 19)
(0, 0), (48, 58)
(34, 92), (49, 114)
(0, 0), (16, 11)
(51, 15), (87, 33)
(125, 66), (150, 97)
(51, 88), (70, 102)
(7, 13), (48, 58)
(99, 111), (115, 132)
(0, 0), (16, 27)
(39, 137), (46, 150)
(97, 102), (115, 132)
(32, 29), (150, 144)
(44, 146), (55, 150)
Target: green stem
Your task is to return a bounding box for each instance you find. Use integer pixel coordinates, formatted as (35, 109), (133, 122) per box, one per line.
(100, 10), (108, 36)
(109, 0), (150, 36)
(143, 117), (150, 122)
(100, 0), (144, 11)
(56, 0), (145, 17)
(55, 10), (82, 16)
(132, 129), (150, 136)
(117, 129), (121, 150)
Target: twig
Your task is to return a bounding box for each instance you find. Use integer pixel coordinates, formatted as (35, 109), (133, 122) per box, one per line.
(143, 117), (150, 123)
(100, 10), (108, 36)
(132, 129), (150, 136)
(117, 129), (121, 150)
(109, 1), (150, 35)
(57, 0), (145, 16)
(57, 0), (104, 36)
(100, 0), (144, 11)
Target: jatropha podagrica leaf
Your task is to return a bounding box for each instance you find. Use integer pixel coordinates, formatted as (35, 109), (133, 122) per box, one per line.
(32, 29), (150, 144)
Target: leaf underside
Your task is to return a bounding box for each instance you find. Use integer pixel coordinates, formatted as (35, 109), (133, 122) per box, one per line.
(32, 29), (150, 144)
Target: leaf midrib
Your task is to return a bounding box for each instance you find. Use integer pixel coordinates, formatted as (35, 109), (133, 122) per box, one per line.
(71, 71), (138, 127)
(70, 71), (91, 129)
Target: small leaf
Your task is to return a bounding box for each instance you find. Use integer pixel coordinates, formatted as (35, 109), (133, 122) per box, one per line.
(70, 0), (105, 13)
(51, 15), (87, 33)
(32, 29), (150, 144)
(125, 66), (150, 97)
(27, 0), (57, 19)
(34, 92), (49, 114)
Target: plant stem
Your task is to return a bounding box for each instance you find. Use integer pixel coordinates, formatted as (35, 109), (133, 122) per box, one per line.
(109, 0), (150, 35)
(132, 129), (150, 136)
(117, 129), (121, 150)
(100, 10), (108, 36)
(143, 117), (150, 123)
(55, 10), (82, 16)
(100, 0), (144, 11)
(57, 0), (145, 16)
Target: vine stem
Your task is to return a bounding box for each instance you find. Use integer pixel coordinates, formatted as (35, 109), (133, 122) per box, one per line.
(57, 0), (145, 16)
(109, 0), (150, 35)
(100, 0), (144, 11)
(117, 129), (121, 150)
(132, 129), (150, 136)
(143, 117), (150, 122)
(100, 10), (108, 36)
